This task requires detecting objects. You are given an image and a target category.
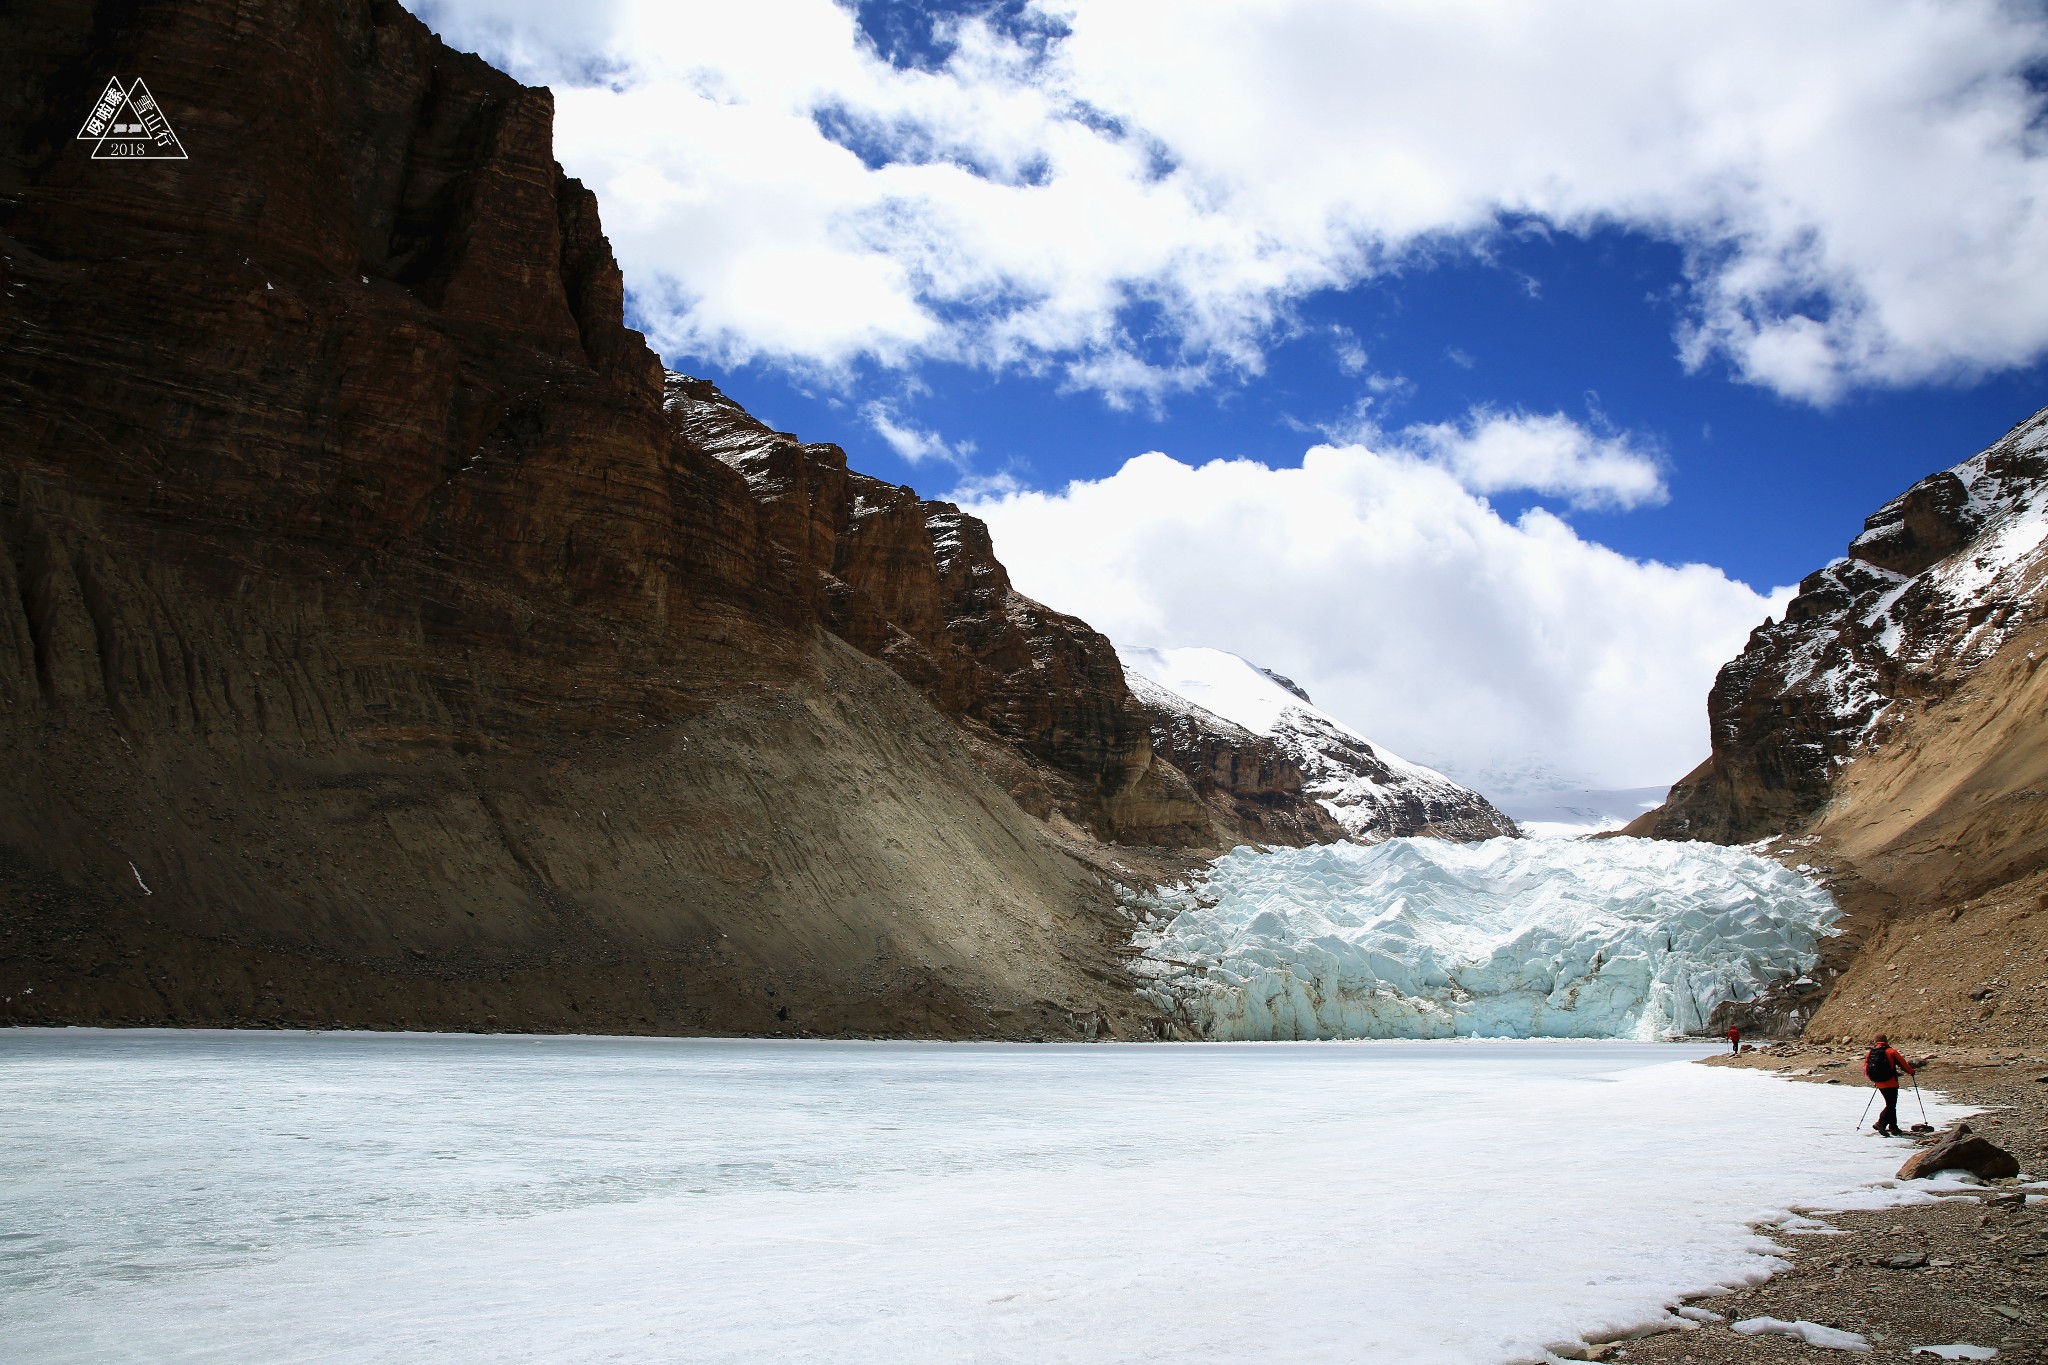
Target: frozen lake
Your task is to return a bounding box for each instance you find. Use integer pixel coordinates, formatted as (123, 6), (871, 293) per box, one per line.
(1, 1030), (1947, 1363)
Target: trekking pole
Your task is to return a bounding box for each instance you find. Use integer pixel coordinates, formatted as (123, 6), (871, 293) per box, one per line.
(1857, 1089), (1876, 1132)
(1911, 1073), (1929, 1126)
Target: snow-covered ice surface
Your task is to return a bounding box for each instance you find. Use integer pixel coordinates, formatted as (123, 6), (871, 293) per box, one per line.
(1131, 836), (1837, 1040)
(1119, 644), (1317, 737)
(1, 1031), (1971, 1365)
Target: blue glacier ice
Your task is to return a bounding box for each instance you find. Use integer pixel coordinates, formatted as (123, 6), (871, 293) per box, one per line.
(1127, 836), (1839, 1040)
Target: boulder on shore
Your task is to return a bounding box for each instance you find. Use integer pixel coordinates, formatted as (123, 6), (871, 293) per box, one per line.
(1897, 1123), (2021, 1181)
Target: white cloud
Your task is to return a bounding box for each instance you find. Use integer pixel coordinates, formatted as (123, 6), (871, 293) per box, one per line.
(413, 0), (2048, 405)
(962, 440), (1791, 789)
(861, 401), (974, 468)
(944, 469), (1028, 503)
(1403, 410), (1667, 511)
(1311, 406), (1662, 511)
(1331, 327), (1370, 377)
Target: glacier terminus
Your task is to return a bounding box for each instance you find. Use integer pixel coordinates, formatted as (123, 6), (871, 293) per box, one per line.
(1128, 836), (1839, 1041)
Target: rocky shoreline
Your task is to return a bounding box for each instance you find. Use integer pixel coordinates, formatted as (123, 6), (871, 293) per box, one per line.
(1570, 1046), (2048, 1363)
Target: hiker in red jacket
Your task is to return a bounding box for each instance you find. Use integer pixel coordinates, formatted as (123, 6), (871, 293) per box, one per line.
(1866, 1034), (1916, 1136)
(1727, 1024), (1741, 1055)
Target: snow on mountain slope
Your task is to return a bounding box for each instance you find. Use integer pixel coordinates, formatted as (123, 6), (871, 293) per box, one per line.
(1646, 405), (2048, 843)
(1128, 836), (1838, 1041)
(1784, 411), (2048, 755)
(1494, 785), (1671, 839)
(1447, 759), (1668, 839)
(1119, 646), (1518, 842)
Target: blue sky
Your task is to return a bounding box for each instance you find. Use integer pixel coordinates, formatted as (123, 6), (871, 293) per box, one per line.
(683, 222), (2048, 591)
(416, 0), (2048, 788)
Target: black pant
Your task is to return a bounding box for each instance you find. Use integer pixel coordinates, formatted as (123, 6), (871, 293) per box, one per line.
(1729, 1038), (1739, 1054)
(1876, 1087), (1900, 1133)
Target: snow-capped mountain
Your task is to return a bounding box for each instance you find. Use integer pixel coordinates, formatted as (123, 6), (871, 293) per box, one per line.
(1645, 405), (2048, 843)
(1431, 756), (1669, 838)
(1490, 786), (1670, 840)
(1118, 646), (1518, 843)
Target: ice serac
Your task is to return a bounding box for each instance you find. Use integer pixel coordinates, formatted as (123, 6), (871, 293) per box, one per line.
(1129, 838), (1839, 1041)
(0, 0), (1194, 1038)
(1632, 406), (2048, 1047)
(1119, 646), (1518, 843)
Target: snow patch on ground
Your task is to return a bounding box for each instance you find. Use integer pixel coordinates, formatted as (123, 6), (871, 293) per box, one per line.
(1732, 1316), (1872, 1351)
(1129, 836), (1837, 1040)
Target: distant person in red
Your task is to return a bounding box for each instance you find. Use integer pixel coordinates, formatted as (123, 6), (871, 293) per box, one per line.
(1727, 1025), (1741, 1055)
(1866, 1034), (1916, 1136)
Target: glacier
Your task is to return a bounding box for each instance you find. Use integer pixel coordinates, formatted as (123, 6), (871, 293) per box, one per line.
(1128, 836), (1838, 1041)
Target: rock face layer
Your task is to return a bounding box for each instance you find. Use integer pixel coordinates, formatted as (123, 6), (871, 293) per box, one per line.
(664, 377), (1209, 845)
(0, 0), (1186, 1037)
(1634, 407), (2048, 1046)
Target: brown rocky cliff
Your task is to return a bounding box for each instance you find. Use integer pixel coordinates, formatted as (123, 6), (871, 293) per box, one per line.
(1758, 601), (2048, 1050)
(1635, 407), (2048, 846)
(1119, 651), (1518, 844)
(665, 375), (1211, 845)
(0, 0), (1175, 1038)
(1130, 691), (1346, 847)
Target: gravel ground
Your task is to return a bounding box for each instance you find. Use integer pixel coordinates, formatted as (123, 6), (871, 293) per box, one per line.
(1563, 1046), (2048, 1364)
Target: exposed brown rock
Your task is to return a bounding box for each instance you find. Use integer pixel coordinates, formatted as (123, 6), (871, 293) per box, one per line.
(1134, 694), (1347, 846)
(1899, 1123), (2022, 1181)
(0, 0), (1203, 1037)
(664, 374), (1211, 845)
(1718, 591), (2048, 1049)
(1120, 654), (1519, 844)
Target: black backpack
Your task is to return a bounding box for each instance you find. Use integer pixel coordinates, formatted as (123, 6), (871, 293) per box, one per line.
(1865, 1047), (1897, 1083)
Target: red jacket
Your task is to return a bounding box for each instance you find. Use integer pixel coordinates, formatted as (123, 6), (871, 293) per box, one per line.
(1728, 1027), (1740, 1041)
(1866, 1045), (1914, 1089)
